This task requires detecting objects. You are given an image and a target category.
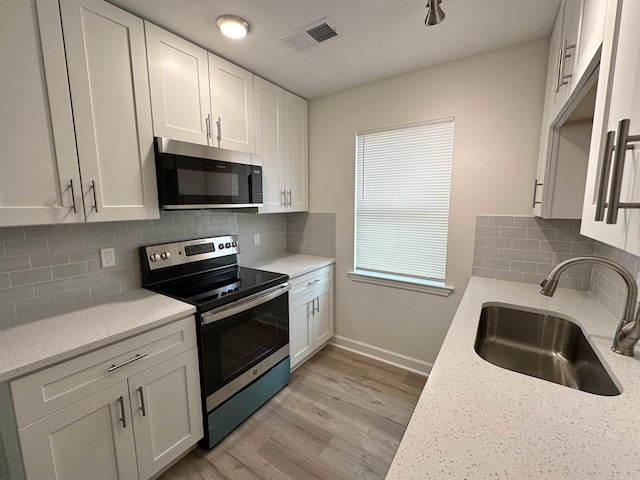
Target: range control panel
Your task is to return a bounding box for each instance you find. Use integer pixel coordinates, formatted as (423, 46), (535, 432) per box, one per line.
(143, 235), (240, 271)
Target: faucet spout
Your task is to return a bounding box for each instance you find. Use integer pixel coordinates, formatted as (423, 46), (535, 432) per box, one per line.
(539, 256), (640, 356)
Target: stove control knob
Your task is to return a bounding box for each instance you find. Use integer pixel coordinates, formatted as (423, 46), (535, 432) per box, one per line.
(149, 253), (161, 262)
(225, 242), (231, 248)
(218, 243), (225, 250)
(160, 252), (171, 260)
(232, 241), (238, 247)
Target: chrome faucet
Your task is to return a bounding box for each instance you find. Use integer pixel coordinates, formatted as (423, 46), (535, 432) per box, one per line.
(540, 256), (640, 356)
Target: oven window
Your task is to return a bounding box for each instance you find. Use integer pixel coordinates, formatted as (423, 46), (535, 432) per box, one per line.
(200, 292), (289, 398)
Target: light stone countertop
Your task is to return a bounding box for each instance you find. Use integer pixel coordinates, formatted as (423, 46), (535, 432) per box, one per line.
(386, 276), (640, 479)
(243, 253), (335, 278)
(0, 289), (195, 383)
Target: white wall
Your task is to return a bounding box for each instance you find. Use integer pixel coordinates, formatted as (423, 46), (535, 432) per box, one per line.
(308, 38), (549, 371)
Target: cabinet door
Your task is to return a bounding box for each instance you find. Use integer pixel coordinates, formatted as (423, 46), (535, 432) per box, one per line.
(570, 0), (608, 91)
(208, 54), (255, 153)
(284, 91), (309, 212)
(145, 22), (211, 146)
(313, 287), (334, 348)
(129, 348), (203, 480)
(18, 381), (137, 480)
(255, 76), (286, 213)
(290, 294), (314, 369)
(0, 0), (84, 226)
(581, 0), (640, 255)
(60, 0), (159, 222)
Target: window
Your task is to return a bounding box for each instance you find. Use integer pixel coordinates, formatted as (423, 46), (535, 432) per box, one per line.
(349, 118), (454, 296)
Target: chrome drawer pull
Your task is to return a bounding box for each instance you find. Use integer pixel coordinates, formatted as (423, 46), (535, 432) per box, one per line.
(118, 396), (127, 428)
(606, 119), (640, 224)
(69, 179), (77, 213)
(307, 279), (321, 286)
(532, 178), (543, 208)
(138, 386), (146, 417)
(108, 353), (148, 372)
(90, 180), (99, 212)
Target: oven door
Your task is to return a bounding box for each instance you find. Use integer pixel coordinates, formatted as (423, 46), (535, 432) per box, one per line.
(199, 282), (290, 412)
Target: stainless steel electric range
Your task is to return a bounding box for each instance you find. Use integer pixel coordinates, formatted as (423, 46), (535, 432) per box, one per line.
(140, 235), (290, 449)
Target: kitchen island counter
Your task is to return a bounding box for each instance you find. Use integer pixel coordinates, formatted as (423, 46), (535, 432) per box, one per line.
(387, 276), (640, 479)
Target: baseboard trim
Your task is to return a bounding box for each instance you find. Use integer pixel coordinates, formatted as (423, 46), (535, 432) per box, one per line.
(329, 335), (432, 376)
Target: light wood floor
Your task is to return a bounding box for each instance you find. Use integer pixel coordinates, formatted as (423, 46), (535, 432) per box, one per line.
(158, 345), (427, 480)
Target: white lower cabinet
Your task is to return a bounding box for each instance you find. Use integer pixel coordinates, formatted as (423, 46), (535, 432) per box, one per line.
(19, 381), (138, 480)
(289, 266), (334, 370)
(5, 316), (203, 480)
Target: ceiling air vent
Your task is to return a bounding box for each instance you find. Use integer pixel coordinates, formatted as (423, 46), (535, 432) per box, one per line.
(280, 18), (341, 53)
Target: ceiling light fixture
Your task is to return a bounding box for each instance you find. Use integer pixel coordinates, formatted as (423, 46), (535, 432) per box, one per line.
(425, 0), (445, 26)
(216, 15), (250, 39)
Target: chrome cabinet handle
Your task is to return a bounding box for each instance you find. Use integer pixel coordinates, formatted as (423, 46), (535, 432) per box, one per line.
(315, 296), (320, 313)
(205, 114), (212, 139)
(287, 190), (292, 207)
(309, 299), (315, 316)
(90, 180), (99, 212)
(280, 190), (286, 207)
(118, 396), (127, 428)
(555, 39), (575, 92)
(595, 131), (616, 221)
(532, 179), (543, 208)
(108, 353), (148, 372)
(606, 119), (640, 224)
(216, 116), (222, 145)
(69, 179), (77, 213)
(138, 386), (146, 417)
(307, 279), (321, 286)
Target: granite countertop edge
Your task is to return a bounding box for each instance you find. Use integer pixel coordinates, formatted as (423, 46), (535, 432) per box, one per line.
(0, 289), (196, 383)
(386, 276), (640, 480)
(243, 253), (335, 278)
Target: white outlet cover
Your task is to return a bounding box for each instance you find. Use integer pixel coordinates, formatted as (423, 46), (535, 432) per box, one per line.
(254, 233), (260, 246)
(100, 247), (116, 268)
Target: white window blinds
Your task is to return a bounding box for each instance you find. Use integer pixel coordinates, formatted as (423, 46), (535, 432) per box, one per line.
(354, 118), (454, 283)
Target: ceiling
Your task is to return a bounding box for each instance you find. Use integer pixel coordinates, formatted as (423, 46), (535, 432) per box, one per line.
(109, 0), (561, 100)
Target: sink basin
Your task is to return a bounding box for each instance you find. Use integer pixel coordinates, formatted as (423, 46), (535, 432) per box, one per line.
(474, 305), (620, 396)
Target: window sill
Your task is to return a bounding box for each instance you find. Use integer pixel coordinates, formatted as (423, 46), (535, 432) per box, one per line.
(347, 270), (454, 297)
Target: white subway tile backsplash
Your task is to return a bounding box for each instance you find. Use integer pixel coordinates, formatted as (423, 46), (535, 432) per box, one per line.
(0, 210), (335, 328)
(474, 215), (640, 320)
(10, 268), (52, 287)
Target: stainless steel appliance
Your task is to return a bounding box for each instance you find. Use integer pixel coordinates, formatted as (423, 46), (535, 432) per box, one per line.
(140, 235), (290, 448)
(154, 138), (263, 209)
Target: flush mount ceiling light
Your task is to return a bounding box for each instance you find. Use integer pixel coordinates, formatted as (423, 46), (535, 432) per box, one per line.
(216, 15), (250, 39)
(425, 0), (445, 26)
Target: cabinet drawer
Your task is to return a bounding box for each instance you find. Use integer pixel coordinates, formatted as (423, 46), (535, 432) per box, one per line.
(289, 265), (333, 302)
(10, 315), (196, 428)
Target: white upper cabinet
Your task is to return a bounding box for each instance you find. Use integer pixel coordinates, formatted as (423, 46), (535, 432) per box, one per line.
(60, 0), (159, 222)
(208, 54), (255, 153)
(284, 91), (309, 212)
(254, 76), (286, 213)
(145, 24), (256, 154)
(581, 0), (640, 256)
(532, 0), (606, 219)
(0, 0), (84, 226)
(0, 0), (158, 228)
(255, 76), (308, 213)
(145, 22), (211, 146)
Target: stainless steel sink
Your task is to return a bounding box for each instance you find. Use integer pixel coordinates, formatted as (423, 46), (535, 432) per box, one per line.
(474, 305), (621, 396)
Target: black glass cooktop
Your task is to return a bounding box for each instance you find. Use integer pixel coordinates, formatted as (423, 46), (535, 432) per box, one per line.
(150, 266), (287, 312)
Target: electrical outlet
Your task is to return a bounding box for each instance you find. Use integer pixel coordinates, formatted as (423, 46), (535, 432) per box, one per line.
(254, 233), (260, 246)
(100, 247), (116, 268)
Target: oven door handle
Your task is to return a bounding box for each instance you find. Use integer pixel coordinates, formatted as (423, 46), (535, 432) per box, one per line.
(201, 282), (291, 326)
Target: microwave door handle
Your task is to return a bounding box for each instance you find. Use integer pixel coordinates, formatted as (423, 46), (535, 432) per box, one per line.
(201, 283), (290, 326)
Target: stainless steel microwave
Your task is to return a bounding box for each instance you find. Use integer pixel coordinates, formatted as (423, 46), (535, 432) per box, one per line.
(154, 138), (263, 209)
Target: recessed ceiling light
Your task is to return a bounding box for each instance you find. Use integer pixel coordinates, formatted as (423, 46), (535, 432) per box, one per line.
(216, 15), (250, 39)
